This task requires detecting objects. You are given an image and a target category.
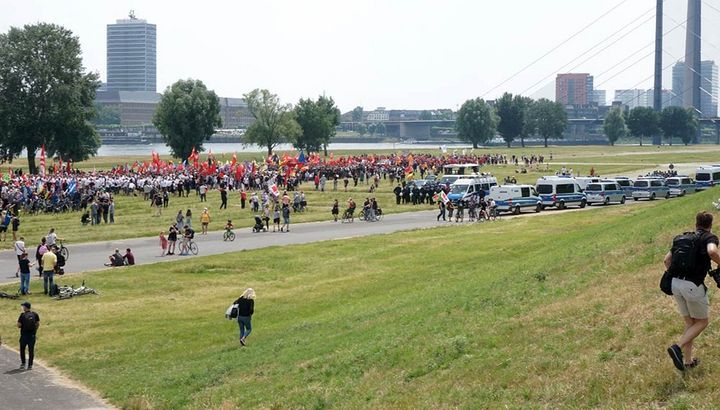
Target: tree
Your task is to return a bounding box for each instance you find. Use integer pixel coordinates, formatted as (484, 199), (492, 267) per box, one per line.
(356, 123), (367, 136)
(660, 106), (698, 146)
(419, 110), (433, 120)
(626, 106), (660, 146)
(603, 108), (626, 146)
(294, 95), (340, 154)
(0, 23), (101, 174)
(496, 92), (525, 148)
(153, 79), (221, 160)
(351, 106), (364, 122)
(376, 122), (386, 136)
(455, 98), (497, 148)
(517, 97), (535, 148)
(91, 102), (120, 126)
(530, 99), (567, 147)
(243, 89), (301, 156)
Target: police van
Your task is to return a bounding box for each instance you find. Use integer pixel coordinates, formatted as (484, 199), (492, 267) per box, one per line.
(447, 177), (498, 203)
(664, 176), (696, 197)
(584, 181), (626, 205)
(632, 177), (669, 200)
(535, 176), (586, 209)
(489, 184), (542, 214)
(695, 166), (720, 190)
(574, 177), (602, 191)
(609, 176), (634, 196)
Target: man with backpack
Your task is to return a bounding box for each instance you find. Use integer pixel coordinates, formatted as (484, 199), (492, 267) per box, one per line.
(665, 212), (720, 371)
(17, 301), (40, 370)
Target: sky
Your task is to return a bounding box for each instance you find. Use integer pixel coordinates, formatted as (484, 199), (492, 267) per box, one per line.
(1, 0), (719, 112)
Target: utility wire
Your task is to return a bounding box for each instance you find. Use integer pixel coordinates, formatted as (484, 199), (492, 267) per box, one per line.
(522, 11), (656, 97)
(480, 0), (633, 98)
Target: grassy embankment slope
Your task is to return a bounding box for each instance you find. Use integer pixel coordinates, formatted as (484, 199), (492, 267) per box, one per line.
(2, 189), (719, 408)
(6, 145), (717, 250)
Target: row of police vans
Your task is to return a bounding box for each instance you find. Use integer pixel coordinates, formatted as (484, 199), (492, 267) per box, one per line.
(443, 165), (720, 216)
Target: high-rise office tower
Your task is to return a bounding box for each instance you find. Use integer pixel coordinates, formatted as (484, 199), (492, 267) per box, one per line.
(672, 61), (718, 117)
(106, 12), (156, 92)
(555, 73), (593, 105)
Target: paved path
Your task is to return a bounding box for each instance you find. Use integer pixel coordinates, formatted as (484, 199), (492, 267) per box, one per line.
(0, 199), (653, 286)
(0, 345), (110, 409)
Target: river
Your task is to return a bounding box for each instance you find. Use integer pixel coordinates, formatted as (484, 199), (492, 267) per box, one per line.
(95, 142), (463, 157)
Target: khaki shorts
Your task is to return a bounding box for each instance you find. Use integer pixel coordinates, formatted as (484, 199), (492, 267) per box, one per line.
(672, 278), (709, 319)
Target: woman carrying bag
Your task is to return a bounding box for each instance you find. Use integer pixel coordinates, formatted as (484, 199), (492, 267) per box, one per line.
(234, 288), (255, 346)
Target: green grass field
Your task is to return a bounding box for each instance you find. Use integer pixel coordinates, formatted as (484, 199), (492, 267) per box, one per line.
(2, 188), (719, 408)
(7, 145), (719, 250)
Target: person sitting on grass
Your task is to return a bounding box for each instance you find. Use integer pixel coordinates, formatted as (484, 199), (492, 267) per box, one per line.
(81, 211), (90, 226)
(105, 249), (124, 267)
(123, 248), (135, 266)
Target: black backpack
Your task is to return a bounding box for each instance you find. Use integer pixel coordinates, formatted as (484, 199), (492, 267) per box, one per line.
(22, 311), (37, 332)
(669, 231), (702, 277)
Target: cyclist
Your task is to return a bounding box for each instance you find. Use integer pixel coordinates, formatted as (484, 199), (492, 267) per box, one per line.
(344, 198), (356, 222)
(180, 226), (195, 255)
(487, 197), (498, 219)
(362, 198), (371, 220)
(225, 219), (234, 233)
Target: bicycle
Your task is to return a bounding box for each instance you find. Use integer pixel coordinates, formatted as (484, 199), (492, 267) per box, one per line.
(223, 230), (236, 241)
(179, 238), (199, 255)
(57, 240), (70, 261)
(341, 209), (355, 223)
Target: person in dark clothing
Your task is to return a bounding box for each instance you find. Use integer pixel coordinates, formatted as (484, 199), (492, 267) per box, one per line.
(219, 186), (228, 209)
(393, 185), (402, 205)
(234, 288), (255, 346)
(17, 301), (39, 370)
(665, 212), (720, 371)
(123, 248), (135, 265)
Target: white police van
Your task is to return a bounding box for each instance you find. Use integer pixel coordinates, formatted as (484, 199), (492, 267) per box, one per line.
(574, 177), (602, 191)
(489, 185), (542, 214)
(584, 181), (626, 205)
(535, 176), (587, 209)
(632, 177), (669, 200)
(609, 176), (634, 196)
(665, 176), (696, 197)
(695, 166), (720, 191)
(447, 177), (498, 203)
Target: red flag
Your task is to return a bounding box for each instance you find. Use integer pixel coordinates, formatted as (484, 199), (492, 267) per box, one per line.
(39, 145), (46, 176)
(231, 152), (237, 167)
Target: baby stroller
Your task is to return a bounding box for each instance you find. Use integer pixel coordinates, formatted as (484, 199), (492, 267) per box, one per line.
(252, 216), (266, 233)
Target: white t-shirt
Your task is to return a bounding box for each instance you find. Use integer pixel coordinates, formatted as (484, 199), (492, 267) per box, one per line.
(46, 232), (57, 246)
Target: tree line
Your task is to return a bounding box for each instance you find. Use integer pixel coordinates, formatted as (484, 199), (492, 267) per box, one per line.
(455, 94), (568, 148)
(603, 105), (698, 146)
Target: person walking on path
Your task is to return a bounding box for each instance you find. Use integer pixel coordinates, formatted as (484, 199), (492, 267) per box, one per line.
(14, 236), (26, 277)
(18, 253), (33, 296)
(666, 212), (720, 371)
(272, 205), (281, 232)
(219, 186), (228, 210)
(41, 246), (57, 296)
(331, 199), (339, 222)
(234, 288), (255, 346)
(167, 224), (178, 255)
(281, 205), (290, 233)
(35, 237), (47, 277)
(184, 209), (193, 231)
(437, 200), (446, 221)
(200, 208), (211, 235)
(17, 301), (39, 370)
(159, 231), (168, 257)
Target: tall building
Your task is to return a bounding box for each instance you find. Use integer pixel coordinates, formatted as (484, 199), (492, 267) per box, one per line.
(644, 89), (673, 109)
(590, 90), (607, 106)
(614, 89), (648, 109)
(672, 61), (718, 117)
(107, 12), (157, 92)
(556, 73), (593, 105)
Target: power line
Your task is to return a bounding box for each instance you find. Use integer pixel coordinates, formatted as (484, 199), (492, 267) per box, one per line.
(664, 12), (720, 52)
(480, 0), (633, 98)
(702, 0), (720, 16)
(521, 10), (657, 97)
(662, 49), (719, 104)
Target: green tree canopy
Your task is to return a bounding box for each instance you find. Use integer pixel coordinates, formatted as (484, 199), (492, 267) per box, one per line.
(495, 92), (527, 148)
(153, 79), (221, 160)
(243, 89), (300, 156)
(530, 99), (567, 147)
(294, 96), (340, 154)
(603, 108), (626, 146)
(0, 23), (100, 174)
(626, 106), (660, 146)
(351, 106), (364, 122)
(91, 102), (121, 126)
(455, 98), (497, 148)
(660, 106), (698, 146)
(419, 110), (433, 120)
